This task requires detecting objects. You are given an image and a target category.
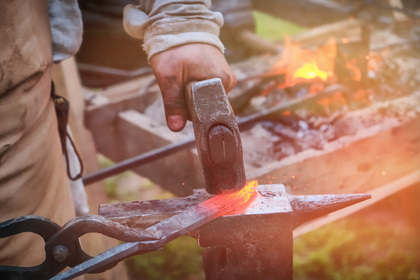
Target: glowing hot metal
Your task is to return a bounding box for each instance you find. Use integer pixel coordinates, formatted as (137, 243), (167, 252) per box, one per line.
(199, 180), (259, 215)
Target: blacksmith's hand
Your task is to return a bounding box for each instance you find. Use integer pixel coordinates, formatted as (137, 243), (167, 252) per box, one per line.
(150, 43), (236, 132)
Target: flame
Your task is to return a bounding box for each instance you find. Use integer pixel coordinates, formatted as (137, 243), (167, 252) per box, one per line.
(263, 36), (374, 110)
(292, 63), (332, 81)
(268, 36), (365, 93)
(268, 37), (337, 87)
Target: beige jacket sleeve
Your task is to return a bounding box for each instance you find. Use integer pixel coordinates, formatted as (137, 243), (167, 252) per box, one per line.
(123, 0), (225, 61)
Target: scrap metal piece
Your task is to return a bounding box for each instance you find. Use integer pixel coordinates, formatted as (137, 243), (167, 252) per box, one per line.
(186, 79), (246, 194)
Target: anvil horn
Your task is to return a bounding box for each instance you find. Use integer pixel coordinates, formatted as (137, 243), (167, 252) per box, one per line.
(288, 193), (372, 229)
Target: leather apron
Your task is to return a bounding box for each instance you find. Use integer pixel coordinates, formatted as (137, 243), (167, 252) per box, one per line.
(0, 0), (75, 266)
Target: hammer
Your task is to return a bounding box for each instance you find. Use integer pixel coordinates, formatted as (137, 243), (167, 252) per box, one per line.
(185, 78), (246, 195)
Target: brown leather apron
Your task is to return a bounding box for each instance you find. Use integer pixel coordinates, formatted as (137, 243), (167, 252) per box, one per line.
(0, 0), (75, 266)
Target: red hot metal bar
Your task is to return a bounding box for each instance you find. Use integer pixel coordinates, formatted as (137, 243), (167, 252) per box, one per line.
(99, 184), (370, 280)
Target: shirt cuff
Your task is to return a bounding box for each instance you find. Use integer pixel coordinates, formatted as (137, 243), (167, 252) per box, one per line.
(144, 18), (225, 59)
(123, 3), (225, 61)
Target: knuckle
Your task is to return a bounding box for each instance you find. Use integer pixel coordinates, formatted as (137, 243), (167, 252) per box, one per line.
(162, 93), (187, 115)
(220, 71), (236, 93)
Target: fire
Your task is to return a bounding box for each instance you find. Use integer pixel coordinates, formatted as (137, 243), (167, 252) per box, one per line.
(200, 181), (259, 215)
(267, 36), (364, 90)
(268, 37), (337, 87)
(292, 63), (331, 81)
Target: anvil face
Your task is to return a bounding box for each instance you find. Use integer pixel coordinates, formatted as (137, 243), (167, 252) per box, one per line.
(99, 183), (370, 235)
(195, 184), (294, 248)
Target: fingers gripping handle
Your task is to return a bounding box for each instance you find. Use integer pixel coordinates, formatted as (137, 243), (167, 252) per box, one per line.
(185, 79), (246, 194)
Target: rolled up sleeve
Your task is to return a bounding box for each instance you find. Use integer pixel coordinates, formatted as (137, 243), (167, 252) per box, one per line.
(123, 0), (225, 61)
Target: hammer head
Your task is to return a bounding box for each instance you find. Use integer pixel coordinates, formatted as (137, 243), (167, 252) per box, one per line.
(186, 79), (246, 195)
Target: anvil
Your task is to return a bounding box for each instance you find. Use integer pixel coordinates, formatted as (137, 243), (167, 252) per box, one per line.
(99, 184), (370, 280)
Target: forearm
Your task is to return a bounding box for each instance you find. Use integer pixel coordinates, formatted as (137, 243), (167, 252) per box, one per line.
(123, 0), (235, 132)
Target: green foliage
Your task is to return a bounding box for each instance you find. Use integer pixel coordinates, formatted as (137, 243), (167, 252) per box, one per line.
(293, 217), (420, 280)
(253, 11), (305, 41)
(125, 236), (205, 280)
(97, 156), (120, 200)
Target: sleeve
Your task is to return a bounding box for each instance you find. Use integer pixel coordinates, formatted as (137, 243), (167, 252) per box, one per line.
(47, 0), (83, 62)
(123, 0), (225, 61)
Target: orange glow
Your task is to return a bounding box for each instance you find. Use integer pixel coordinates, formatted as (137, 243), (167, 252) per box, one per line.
(353, 89), (366, 101)
(345, 61), (362, 81)
(227, 180), (258, 205)
(317, 91), (347, 110)
(199, 181), (259, 215)
(353, 88), (372, 104)
(341, 37), (350, 44)
(292, 63), (331, 81)
(317, 96), (331, 109)
(261, 86), (272, 96)
(309, 82), (324, 95)
(267, 37), (366, 94)
(268, 37), (337, 88)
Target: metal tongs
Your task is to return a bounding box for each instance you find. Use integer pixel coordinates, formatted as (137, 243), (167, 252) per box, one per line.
(0, 185), (257, 279)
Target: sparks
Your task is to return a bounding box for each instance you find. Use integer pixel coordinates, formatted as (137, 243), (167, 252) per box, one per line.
(227, 180), (258, 205)
(199, 181), (259, 215)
